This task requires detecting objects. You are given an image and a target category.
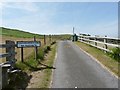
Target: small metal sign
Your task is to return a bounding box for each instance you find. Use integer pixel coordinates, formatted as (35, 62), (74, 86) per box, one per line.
(17, 41), (41, 48)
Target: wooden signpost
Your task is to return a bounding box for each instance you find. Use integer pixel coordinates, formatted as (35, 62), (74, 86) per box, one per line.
(17, 41), (40, 48)
(17, 40), (41, 62)
(34, 36), (38, 60)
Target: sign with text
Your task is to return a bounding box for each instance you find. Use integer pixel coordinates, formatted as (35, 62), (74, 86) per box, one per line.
(17, 41), (41, 48)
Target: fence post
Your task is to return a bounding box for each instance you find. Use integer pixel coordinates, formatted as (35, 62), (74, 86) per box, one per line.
(0, 65), (2, 89)
(94, 37), (97, 46)
(4, 40), (15, 88)
(21, 47), (24, 62)
(6, 40), (16, 63)
(34, 36), (38, 60)
(49, 35), (51, 44)
(104, 36), (108, 52)
(44, 35), (46, 45)
(80, 36), (83, 42)
(2, 67), (8, 88)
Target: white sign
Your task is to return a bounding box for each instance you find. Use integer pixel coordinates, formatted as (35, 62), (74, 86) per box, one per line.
(17, 41), (40, 48)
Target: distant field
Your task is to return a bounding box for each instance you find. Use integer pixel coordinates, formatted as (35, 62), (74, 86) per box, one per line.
(0, 36), (44, 63)
(0, 27), (45, 63)
(0, 27), (72, 40)
(0, 27), (72, 63)
(0, 27), (43, 38)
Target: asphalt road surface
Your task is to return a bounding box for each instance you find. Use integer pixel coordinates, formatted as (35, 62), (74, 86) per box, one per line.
(52, 41), (119, 88)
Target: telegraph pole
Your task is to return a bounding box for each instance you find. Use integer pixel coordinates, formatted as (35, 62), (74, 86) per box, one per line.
(72, 27), (75, 42)
(73, 27), (74, 35)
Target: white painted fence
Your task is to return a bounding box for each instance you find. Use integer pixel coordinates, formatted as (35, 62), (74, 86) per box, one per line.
(78, 35), (120, 53)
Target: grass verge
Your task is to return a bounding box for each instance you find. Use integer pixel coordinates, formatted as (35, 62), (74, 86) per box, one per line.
(75, 41), (120, 77)
(38, 44), (57, 88)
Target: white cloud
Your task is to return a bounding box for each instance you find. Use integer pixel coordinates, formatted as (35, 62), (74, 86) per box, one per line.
(2, 8), (73, 35)
(0, 2), (3, 9)
(1, 2), (38, 12)
(1, 2), (39, 26)
(78, 20), (118, 37)
(1, 2), (118, 38)
(0, 2), (3, 26)
(2, 3), (58, 34)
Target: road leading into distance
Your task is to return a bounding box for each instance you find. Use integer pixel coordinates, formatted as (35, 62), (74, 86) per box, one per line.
(51, 41), (118, 88)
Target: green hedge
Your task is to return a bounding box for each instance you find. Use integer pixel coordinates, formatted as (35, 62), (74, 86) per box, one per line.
(109, 47), (120, 62)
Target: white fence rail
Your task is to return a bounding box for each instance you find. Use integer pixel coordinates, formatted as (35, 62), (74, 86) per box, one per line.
(78, 35), (120, 53)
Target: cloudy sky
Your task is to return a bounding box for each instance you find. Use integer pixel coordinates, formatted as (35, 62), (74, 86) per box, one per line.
(0, 0), (119, 37)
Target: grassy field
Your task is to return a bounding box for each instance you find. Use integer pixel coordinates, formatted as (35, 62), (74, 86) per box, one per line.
(75, 41), (120, 77)
(0, 27), (72, 40)
(0, 27), (44, 63)
(0, 35), (45, 63)
(0, 27), (53, 63)
(0, 27), (43, 38)
(0, 27), (71, 62)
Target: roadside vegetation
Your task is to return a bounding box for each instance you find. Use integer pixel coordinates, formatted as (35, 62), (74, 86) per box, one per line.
(75, 41), (120, 77)
(39, 44), (56, 88)
(0, 27), (59, 89)
(108, 47), (120, 62)
(0, 27), (71, 89)
(6, 41), (56, 89)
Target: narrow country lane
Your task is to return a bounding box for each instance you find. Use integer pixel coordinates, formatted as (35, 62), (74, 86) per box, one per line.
(52, 41), (118, 88)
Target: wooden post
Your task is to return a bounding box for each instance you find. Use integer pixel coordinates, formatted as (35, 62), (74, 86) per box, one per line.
(49, 35), (51, 44)
(2, 67), (8, 88)
(34, 36), (38, 60)
(88, 37), (90, 44)
(0, 65), (2, 89)
(6, 40), (16, 68)
(35, 46), (38, 60)
(4, 40), (16, 88)
(44, 35), (46, 45)
(104, 36), (108, 53)
(94, 37), (97, 46)
(80, 36), (82, 42)
(21, 47), (24, 62)
(6, 40), (15, 62)
(51, 35), (52, 43)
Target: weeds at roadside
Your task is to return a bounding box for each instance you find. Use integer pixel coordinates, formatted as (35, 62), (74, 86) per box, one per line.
(107, 47), (120, 63)
(5, 41), (56, 89)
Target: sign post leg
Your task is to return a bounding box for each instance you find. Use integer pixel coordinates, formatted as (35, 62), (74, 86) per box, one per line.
(34, 36), (38, 60)
(35, 47), (38, 60)
(21, 47), (24, 62)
